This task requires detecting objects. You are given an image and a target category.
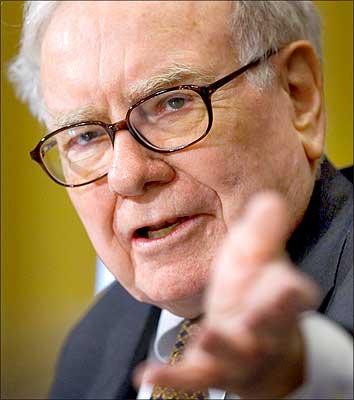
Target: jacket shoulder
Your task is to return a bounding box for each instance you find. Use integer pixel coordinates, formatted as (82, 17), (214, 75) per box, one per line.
(49, 282), (136, 399)
(326, 216), (353, 333)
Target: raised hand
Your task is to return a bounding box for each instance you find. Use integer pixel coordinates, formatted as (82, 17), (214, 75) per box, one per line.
(137, 192), (321, 399)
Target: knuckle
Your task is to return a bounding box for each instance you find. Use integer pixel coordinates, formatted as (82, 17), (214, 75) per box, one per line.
(275, 281), (301, 309)
(242, 335), (269, 362)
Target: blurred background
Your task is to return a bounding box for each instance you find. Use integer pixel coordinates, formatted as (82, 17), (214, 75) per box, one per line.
(1, 1), (353, 398)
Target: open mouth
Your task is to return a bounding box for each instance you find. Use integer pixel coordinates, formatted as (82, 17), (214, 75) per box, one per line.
(134, 216), (191, 240)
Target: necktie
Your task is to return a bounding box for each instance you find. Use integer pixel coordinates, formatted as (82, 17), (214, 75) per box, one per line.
(150, 319), (207, 400)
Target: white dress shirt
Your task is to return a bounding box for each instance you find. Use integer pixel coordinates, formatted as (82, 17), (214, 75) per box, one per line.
(137, 310), (353, 399)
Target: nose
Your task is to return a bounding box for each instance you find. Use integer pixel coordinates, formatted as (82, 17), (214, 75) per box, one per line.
(107, 129), (175, 197)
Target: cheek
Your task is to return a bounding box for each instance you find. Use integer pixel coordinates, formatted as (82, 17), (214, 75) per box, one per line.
(173, 91), (300, 227)
(67, 185), (143, 297)
(67, 186), (117, 266)
(67, 184), (115, 239)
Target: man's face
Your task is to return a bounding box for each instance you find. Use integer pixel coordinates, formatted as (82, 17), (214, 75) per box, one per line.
(40, 1), (315, 317)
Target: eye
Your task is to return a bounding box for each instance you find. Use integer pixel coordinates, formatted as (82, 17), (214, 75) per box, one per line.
(68, 128), (104, 147)
(166, 97), (185, 110)
(78, 131), (101, 145)
(133, 90), (195, 123)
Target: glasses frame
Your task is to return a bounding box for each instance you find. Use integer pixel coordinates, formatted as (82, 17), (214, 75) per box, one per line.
(30, 49), (277, 187)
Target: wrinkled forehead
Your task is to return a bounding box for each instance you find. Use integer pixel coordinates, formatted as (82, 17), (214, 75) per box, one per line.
(47, 1), (234, 34)
(41, 1), (235, 123)
(41, 0), (234, 73)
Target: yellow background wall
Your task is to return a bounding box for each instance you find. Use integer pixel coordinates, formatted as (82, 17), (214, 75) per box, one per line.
(1, 2), (96, 399)
(1, 1), (352, 398)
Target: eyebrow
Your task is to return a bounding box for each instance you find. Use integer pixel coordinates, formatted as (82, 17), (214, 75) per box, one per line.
(127, 63), (217, 104)
(48, 64), (216, 130)
(48, 105), (108, 131)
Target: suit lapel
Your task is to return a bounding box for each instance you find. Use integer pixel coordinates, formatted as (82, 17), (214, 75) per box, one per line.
(287, 159), (353, 305)
(87, 296), (160, 399)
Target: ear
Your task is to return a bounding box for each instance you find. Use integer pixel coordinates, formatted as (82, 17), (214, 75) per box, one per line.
(277, 41), (326, 168)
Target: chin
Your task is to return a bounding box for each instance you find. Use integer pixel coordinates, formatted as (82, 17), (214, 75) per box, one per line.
(135, 268), (209, 316)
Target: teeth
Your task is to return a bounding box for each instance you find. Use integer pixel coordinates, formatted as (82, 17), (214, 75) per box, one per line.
(147, 221), (180, 239)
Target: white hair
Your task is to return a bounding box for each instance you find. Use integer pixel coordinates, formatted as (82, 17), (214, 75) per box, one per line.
(231, 1), (322, 87)
(8, 1), (322, 123)
(8, 1), (59, 123)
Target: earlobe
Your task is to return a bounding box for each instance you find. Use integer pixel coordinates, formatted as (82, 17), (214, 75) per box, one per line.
(279, 41), (326, 166)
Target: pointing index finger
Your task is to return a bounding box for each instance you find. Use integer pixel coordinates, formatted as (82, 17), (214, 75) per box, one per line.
(226, 191), (290, 267)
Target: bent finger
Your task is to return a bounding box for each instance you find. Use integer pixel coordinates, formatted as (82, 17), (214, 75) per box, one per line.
(141, 362), (220, 392)
(195, 325), (263, 367)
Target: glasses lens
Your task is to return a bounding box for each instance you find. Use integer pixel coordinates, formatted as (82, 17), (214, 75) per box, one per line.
(40, 124), (113, 186)
(129, 89), (209, 150)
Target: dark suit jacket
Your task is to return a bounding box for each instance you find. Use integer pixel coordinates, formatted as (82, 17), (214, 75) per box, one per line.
(49, 160), (353, 399)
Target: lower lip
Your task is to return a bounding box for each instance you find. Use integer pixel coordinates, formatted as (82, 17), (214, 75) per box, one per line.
(132, 215), (206, 252)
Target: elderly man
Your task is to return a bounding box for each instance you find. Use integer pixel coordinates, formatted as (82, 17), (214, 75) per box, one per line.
(10, 1), (352, 399)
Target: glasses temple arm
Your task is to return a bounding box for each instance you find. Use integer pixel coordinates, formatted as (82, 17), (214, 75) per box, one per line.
(207, 48), (278, 94)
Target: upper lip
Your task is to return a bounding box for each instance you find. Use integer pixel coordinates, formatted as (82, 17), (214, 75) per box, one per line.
(116, 196), (217, 248)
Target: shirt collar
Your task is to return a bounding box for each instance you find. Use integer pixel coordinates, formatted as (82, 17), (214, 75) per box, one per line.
(153, 309), (184, 363)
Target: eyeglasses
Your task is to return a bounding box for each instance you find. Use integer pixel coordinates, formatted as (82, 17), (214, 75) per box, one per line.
(30, 49), (276, 187)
